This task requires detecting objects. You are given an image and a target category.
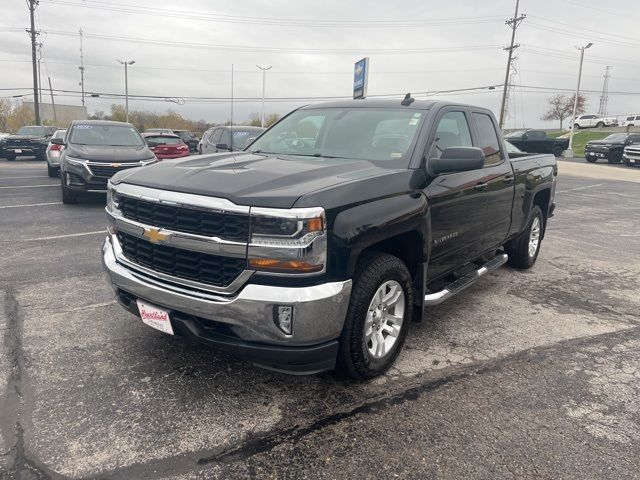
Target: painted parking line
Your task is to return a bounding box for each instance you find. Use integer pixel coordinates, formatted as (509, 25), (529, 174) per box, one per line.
(556, 183), (606, 193)
(0, 184), (58, 189)
(0, 175), (51, 180)
(0, 202), (63, 209)
(3, 231), (106, 242)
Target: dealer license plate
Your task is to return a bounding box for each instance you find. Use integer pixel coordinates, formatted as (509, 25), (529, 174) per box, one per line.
(14, 149), (22, 154)
(137, 300), (174, 335)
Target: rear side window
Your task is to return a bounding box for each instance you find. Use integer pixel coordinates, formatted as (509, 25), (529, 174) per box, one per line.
(528, 131), (545, 140)
(473, 113), (502, 166)
(636, 116), (640, 121)
(428, 111), (473, 159)
(209, 129), (223, 145)
(220, 129), (231, 147)
(627, 116), (634, 121)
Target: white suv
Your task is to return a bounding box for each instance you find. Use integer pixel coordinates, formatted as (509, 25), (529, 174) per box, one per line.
(573, 114), (618, 129)
(622, 115), (640, 127)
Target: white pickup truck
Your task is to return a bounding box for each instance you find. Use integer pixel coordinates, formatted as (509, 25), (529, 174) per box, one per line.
(573, 114), (618, 129)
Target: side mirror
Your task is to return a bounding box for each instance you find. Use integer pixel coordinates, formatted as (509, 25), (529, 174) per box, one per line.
(51, 138), (64, 145)
(216, 143), (230, 151)
(522, 134), (528, 140)
(429, 147), (485, 175)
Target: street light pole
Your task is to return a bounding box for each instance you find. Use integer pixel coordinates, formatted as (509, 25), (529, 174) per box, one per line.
(116, 59), (135, 123)
(257, 65), (272, 127)
(566, 43), (593, 157)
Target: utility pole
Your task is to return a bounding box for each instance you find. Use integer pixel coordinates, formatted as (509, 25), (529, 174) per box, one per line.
(566, 42), (593, 157)
(598, 65), (611, 116)
(256, 65), (272, 127)
(116, 59), (135, 122)
(79, 28), (86, 107)
(498, 0), (526, 130)
(27, 0), (40, 125)
(48, 77), (57, 125)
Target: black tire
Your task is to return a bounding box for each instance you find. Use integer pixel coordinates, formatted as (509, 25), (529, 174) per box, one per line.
(608, 150), (622, 164)
(586, 156), (597, 163)
(596, 121), (604, 128)
(552, 145), (563, 157)
(61, 174), (78, 204)
(47, 163), (58, 177)
(337, 253), (413, 380)
(506, 206), (544, 269)
(5, 153), (16, 161)
(573, 123), (580, 130)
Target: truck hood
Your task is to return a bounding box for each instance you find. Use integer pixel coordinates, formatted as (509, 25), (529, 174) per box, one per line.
(586, 140), (622, 147)
(4, 135), (47, 142)
(113, 152), (401, 208)
(65, 143), (155, 162)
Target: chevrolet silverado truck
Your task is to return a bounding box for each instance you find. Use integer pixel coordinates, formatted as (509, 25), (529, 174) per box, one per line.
(2, 125), (57, 161)
(102, 98), (557, 379)
(584, 132), (640, 164)
(505, 129), (568, 157)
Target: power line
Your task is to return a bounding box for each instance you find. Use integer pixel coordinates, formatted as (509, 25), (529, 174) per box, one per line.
(44, 0), (505, 28)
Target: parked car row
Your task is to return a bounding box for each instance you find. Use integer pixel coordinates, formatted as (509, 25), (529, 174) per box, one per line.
(573, 114), (618, 129)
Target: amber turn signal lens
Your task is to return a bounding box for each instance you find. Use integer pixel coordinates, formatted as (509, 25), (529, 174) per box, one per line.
(249, 258), (323, 273)
(306, 216), (324, 232)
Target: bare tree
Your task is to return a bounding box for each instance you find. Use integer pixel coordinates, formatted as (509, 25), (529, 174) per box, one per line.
(541, 94), (586, 129)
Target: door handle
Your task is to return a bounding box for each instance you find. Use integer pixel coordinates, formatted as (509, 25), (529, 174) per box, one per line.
(504, 174), (514, 184)
(474, 182), (488, 191)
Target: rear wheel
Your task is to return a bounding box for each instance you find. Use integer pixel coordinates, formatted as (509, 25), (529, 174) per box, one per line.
(552, 145), (563, 157)
(337, 253), (413, 380)
(573, 123), (580, 130)
(47, 163), (58, 177)
(506, 206), (544, 269)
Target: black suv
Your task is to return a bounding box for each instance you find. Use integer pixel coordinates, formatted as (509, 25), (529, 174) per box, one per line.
(57, 120), (156, 203)
(2, 125), (57, 161)
(172, 130), (199, 153)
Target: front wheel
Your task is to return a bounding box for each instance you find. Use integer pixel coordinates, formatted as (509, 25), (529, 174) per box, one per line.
(586, 156), (597, 163)
(60, 174), (78, 204)
(506, 206), (544, 269)
(596, 121), (604, 128)
(337, 253), (413, 380)
(5, 153), (16, 161)
(553, 145), (563, 157)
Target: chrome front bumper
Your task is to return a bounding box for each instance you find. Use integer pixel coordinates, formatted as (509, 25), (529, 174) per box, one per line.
(102, 236), (352, 346)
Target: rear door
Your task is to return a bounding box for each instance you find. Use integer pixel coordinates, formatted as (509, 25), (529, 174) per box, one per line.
(470, 111), (515, 252)
(426, 108), (489, 280)
(204, 128), (222, 154)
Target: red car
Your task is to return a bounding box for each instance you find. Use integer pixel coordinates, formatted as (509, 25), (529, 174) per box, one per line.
(142, 133), (190, 159)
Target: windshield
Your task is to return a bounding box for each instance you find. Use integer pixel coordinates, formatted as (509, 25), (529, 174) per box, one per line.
(145, 136), (182, 146)
(70, 124), (144, 146)
(233, 130), (262, 149)
(248, 107), (423, 163)
(603, 133), (628, 142)
(17, 126), (48, 136)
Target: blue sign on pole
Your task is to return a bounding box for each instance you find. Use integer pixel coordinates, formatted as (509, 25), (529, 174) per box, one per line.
(353, 57), (369, 99)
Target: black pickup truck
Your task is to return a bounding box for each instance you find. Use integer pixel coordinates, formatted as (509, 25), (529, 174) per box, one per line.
(102, 99), (557, 379)
(1, 125), (57, 161)
(505, 129), (568, 157)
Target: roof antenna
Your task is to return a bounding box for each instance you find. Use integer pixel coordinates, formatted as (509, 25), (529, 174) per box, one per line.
(401, 93), (415, 106)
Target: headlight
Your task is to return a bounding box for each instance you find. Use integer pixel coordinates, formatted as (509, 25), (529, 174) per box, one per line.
(248, 207), (326, 275)
(106, 183), (118, 212)
(64, 155), (88, 166)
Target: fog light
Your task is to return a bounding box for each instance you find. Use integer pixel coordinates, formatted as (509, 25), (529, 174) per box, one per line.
(274, 305), (293, 335)
(65, 173), (71, 186)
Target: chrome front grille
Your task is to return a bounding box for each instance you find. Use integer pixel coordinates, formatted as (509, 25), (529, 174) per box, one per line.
(87, 162), (142, 178)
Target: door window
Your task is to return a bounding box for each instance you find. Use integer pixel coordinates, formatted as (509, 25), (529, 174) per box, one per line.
(428, 111), (473, 160)
(220, 129), (231, 147)
(473, 113), (503, 166)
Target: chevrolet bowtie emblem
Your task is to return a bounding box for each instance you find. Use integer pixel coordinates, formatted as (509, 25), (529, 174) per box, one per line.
(110, 163), (122, 168)
(142, 227), (168, 243)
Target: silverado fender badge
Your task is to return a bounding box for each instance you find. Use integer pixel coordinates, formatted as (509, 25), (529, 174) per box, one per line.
(142, 227), (168, 243)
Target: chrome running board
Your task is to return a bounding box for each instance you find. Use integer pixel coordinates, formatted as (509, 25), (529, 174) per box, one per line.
(424, 253), (508, 306)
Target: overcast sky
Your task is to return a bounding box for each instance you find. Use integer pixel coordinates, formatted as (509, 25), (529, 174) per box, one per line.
(1, 0), (639, 128)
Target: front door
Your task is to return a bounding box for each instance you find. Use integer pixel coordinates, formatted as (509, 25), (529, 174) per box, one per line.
(471, 111), (514, 251)
(426, 109), (489, 281)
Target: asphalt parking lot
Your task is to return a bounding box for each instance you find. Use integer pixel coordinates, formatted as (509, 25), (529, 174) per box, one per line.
(1, 157), (640, 479)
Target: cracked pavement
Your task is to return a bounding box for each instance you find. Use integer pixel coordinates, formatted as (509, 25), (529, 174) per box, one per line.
(1, 158), (639, 479)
